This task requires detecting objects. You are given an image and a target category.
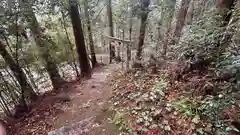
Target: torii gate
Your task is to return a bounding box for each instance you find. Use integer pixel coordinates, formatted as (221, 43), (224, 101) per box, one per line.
(105, 34), (134, 70)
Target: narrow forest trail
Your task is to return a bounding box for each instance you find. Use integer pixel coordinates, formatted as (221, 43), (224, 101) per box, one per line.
(48, 64), (120, 135)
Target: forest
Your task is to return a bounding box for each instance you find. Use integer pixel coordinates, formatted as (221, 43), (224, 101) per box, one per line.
(0, 0), (239, 135)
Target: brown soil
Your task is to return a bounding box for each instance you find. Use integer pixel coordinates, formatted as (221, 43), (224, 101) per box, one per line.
(8, 64), (120, 135)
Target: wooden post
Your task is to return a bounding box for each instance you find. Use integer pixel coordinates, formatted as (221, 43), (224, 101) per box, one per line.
(127, 6), (132, 70)
(121, 29), (125, 69)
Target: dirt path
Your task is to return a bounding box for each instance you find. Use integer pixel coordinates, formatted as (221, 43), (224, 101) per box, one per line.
(48, 64), (119, 135)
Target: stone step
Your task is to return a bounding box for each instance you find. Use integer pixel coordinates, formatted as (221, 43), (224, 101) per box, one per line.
(48, 116), (96, 135)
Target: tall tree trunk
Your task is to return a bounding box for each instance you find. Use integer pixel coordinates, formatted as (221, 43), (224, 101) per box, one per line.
(126, 7), (133, 70)
(160, 0), (177, 56)
(199, 0), (208, 18)
(155, 0), (167, 51)
(84, 0), (98, 67)
(116, 27), (121, 60)
(121, 29), (125, 69)
(156, 19), (163, 52)
(69, 0), (91, 78)
(133, 0), (150, 67)
(170, 0), (191, 45)
(61, 11), (80, 77)
(21, 0), (64, 89)
(107, 0), (115, 63)
(0, 40), (37, 102)
(185, 0), (194, 25)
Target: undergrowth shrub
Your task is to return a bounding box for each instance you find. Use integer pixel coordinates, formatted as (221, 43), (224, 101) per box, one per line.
(171, 94), (237, 134)
(217, 55), (240, 89)
(173, 7), (240, 71)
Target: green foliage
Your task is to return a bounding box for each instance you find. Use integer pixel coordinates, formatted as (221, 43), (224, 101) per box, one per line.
(171, 94), (237, 134)
(111, 111), (129, 131)
(175, 7), (240, 67)
(170, 6), (240, 133)
(50, 32), (75, 64)
(171, 97), (199, 117)
(177, 14), (225, 62)
(151, 78), (169, 96)
(217, 56), (240, 88)
(198, 95), (234, 120)
(40, 14), (77, 65)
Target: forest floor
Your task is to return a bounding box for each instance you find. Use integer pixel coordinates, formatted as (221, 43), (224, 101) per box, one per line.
(108, 62), (240, 135)
(6, 61), (240, 135)
(7, 64), (120, 135)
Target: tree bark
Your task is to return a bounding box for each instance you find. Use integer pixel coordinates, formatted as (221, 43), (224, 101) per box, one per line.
(84, 0), (98, 67)
(185, 0), (194, 25)
(107, 0), (115, 63)
(121, 29), (125, 69)
(156, 13), (163, 51)
(61, 11), (80, 77)
(69, 0), (91, 78)
(200, 0), (207, 17)
(126, 7), (133, 70)
(116, 27), (121, 61)
(170, 0), (191, 45)
(133, 0), (150, 67)
(0, 40), (37, 101)
(21, 0), (64, 89)
(161, 0), (177, 56)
